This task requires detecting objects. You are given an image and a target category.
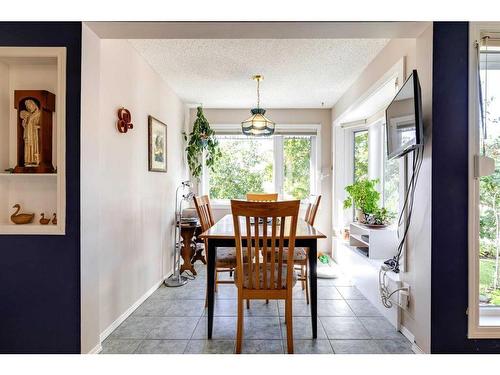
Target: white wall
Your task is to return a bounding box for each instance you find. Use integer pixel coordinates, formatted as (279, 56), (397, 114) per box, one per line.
(400, 25), (433, 354)
(0, 61), (9, 222)
(0, 61), (9, 169)
(330, 30), (432, 352)
(189, 108), (332, 253)
(80, 29), (188, 352)
(81, 24), (102, 354)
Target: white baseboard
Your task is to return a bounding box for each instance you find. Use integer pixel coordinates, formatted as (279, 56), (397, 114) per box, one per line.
(411, 343), (425, 354)
(99, 276), (168, 343)
(400, 324), (415, 343)
(400, 324), (425, 354)
(87, 343), (102, 354)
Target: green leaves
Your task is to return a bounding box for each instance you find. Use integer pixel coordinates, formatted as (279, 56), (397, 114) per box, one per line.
(184, 106), (221, 179)
(343, 178), (381, 215)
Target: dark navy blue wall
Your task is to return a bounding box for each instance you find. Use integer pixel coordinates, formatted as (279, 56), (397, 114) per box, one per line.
(0, 22), (81, 353)
(431, 21), (500, 353)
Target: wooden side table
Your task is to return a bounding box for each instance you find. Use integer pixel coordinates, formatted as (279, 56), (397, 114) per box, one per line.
(179, 220), (206, 275)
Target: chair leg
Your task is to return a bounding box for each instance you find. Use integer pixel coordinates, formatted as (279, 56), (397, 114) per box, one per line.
(301, 265), (306, 290)
(266, 299), (269, 304)
(285, 297), (294, 354)
(246, 299), (250, 309)
(236, 296), (244, 354)
(305, 262), (310, 305)
(215, 271), (218, 293)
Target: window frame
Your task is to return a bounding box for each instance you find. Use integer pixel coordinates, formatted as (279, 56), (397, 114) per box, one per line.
(200, 123), (321, 207)
(353, 129), (370, 183)
(468, 22), (500, 339)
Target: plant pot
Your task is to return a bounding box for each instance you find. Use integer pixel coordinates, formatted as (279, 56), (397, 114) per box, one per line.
(356, 209), (366, 223)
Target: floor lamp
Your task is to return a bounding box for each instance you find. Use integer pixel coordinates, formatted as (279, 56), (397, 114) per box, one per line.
(165, 180), (194, 287)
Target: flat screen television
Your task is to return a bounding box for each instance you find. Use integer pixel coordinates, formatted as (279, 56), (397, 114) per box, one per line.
(385, 69), (424, 159)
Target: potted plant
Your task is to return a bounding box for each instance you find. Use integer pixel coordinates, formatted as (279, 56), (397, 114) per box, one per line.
(343, 179), (380, 223)
(365, 207), (394, 227)
(183, 106), (221, 179)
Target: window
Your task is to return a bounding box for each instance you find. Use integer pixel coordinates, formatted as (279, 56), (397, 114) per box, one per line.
(203, 125), (319, 203)
(283, 136), (313, 200)
(353, 130), (369, 182)
(469, 23), (500, 337)
(383, 123), (400, 217)
(478, 43), (500, 311)
(209, 136), (273, 200)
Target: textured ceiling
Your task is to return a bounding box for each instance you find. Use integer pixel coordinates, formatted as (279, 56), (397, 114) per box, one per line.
(129, 39), (389, 108)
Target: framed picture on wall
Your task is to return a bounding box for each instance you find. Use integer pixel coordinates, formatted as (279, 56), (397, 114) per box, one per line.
(148, 115), (167, 172)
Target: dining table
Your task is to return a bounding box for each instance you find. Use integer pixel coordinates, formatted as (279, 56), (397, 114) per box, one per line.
(199, 213), (327, 339)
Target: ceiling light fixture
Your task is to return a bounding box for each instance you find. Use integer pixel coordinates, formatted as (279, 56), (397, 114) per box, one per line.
(241, 75), (275, 136)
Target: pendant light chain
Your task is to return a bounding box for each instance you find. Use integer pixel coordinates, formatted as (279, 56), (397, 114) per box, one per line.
(256, 78), (260, 109)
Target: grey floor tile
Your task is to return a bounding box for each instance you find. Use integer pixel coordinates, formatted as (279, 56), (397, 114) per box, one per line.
(377, 339), (413, 354)
(153, 286), (206, 300)
(330, 277), (354, 287)
(336, 286), (366, 300)
(135, 340), (188, 354)
(317, 287), (343, 299)
(147, 317), (199, 339)
(280, 317), (327, 339)
(163, 299), (205, 317)
(330, 340), (384, 354)
(109, 316), (159, 339)
(358, 317), (403, 339)
(192, 317), (236, 340)
(215, 285), (237, 299)
(184, 340), (235, 354)
(346, 300), (382, 317)
(206, 299), (237, 316)
(278, 299), (311, 316)
(320, 317), (372, 339)
(245, 300), (279, 317)
(186, 274), (207, 287)
(292, 340), (333, 354)
(101, 339), (142, 354)
(318, 299), (355, 317)
(292, 285), (309, 300)
(241, 340), (284, 354)
(132, 297), (169, 317)
(317, 278), (338, 286)
(243, 317), (282, 339)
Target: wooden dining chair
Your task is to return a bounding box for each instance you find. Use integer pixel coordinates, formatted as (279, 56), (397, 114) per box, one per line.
(294, 195), (322, 304)
(194, 195), (237, 294)
(246, 193), (278, 201)
(231, 199), (300, 354)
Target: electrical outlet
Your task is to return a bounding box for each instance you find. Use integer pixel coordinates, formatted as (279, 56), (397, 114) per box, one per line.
(399, 283), (410, 309)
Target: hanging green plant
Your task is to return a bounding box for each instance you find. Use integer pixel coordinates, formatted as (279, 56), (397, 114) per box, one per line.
(183, 106), (221, 179)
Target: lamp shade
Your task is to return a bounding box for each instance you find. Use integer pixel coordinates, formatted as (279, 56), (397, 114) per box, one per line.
(241, 108), (275, 136)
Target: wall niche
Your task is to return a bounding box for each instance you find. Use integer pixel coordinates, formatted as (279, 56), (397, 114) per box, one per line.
(0, 47), (66, 235)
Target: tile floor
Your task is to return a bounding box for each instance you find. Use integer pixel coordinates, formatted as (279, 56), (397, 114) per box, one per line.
(101, 264), (413, 354)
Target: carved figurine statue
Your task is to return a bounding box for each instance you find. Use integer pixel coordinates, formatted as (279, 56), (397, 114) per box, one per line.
(39, 213), (50, 225)
(10, 204), (35, 225)
(20, 99), (41, 167)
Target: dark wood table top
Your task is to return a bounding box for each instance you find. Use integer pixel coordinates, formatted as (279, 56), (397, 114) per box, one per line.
(199, 214), (327, 240)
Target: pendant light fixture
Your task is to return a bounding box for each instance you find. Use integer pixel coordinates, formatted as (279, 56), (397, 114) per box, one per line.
(241, 75), (275, 136)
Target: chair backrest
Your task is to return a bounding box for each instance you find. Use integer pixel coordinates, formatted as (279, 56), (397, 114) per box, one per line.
(193, 195), (215, 232)
(246, 193), (278, 202)
(304, 195), (321, 226)
(230, 200), (300, 292)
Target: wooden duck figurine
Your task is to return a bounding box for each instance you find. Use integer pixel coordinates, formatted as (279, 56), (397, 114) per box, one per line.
(10, 204), (35, 225)
(52, 213), (57, 225)
(39, 213), (50, 225)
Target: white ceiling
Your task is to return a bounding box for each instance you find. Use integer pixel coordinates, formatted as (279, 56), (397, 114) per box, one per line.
(129, 39), (390, 108)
